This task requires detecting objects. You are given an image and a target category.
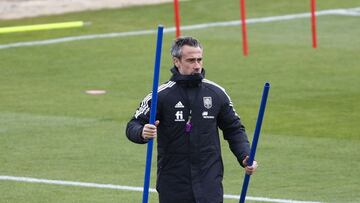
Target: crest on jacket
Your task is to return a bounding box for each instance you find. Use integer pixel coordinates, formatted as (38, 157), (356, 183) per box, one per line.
(203, 97), (212, 109)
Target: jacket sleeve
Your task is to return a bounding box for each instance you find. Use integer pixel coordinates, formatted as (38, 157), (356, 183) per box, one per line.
(217, 93), (250, 167)
(126, 93), (152, 144)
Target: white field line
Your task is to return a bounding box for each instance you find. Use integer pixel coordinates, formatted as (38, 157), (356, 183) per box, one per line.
(0, 175), (321, 203)
(0, 7), (359, 50)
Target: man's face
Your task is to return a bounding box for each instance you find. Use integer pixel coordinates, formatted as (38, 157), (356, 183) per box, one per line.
(174, 45), (203, 75)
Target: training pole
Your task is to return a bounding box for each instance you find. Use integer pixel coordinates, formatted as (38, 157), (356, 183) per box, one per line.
(174, 0), (181, 38)
(240, 0), (248, 56)
(239, 82), (270, 203)
(142, 25), (164, 203)
(310, 0), (317, 48)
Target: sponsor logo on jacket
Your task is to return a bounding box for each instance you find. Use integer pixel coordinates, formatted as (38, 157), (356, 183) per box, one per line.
(202, 111), (214, 119)
(175, 101), (184, 108)
(175, 111), (185, 121)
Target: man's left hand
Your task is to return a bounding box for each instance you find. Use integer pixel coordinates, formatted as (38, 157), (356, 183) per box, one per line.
(242, 156), (258, 175)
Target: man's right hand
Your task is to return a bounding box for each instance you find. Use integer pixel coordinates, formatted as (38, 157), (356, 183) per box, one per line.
(142, 120), (160, 140)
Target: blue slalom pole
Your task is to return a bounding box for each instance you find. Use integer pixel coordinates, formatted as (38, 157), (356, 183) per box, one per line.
(142, 25), (164, 203)
(239, 82), (270, 203)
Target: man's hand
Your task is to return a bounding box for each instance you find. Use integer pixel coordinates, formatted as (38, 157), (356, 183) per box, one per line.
(242, 156), (258, 175)
(142, 120), (160, 140)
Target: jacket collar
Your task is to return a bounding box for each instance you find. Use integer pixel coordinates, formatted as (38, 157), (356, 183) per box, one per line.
(170, 66), (205, 87)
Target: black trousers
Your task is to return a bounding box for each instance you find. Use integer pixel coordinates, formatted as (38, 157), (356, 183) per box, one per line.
(159, 193), (223, 203)
(158, 190), (196, 203)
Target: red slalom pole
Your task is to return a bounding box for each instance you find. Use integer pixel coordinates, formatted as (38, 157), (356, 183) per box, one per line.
(174, 0), (181, 38)
(310, 0), (317, 48)
(240, 0), (248, 56)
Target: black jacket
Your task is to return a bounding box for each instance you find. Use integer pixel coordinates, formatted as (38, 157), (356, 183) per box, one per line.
(126, 67), (250, 203)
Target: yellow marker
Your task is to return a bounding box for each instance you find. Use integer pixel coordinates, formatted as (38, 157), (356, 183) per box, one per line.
(0, 21), (85, 34)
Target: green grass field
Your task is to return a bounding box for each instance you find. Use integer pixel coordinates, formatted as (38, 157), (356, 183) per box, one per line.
(1, 0), (359, 202)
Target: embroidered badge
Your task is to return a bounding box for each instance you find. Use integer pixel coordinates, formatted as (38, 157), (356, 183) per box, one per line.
(203, 97), (212, 109)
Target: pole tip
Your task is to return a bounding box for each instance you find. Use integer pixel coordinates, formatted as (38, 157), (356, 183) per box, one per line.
(265, 82), (270, 87)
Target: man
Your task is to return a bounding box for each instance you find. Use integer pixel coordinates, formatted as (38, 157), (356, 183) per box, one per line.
(126, 36), (257, 203)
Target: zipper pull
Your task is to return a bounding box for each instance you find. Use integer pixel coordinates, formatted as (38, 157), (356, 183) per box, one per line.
(185, 110), (192, 133)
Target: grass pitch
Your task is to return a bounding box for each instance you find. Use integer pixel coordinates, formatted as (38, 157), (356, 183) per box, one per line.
(1, 0), (359, 202)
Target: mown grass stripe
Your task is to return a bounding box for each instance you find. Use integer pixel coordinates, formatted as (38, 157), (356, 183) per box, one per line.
(0, 7), (359, 50)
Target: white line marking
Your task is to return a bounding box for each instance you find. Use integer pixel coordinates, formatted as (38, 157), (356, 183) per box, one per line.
(0, 29), (157, 50)
(0, 175), (321, 203)
(224, 194), (321, 203)
(0, 7), (359, 50)
(0, 175), (156, 193)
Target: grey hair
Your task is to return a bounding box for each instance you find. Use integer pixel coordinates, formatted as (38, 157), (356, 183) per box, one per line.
(170, 36), (203, 58)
